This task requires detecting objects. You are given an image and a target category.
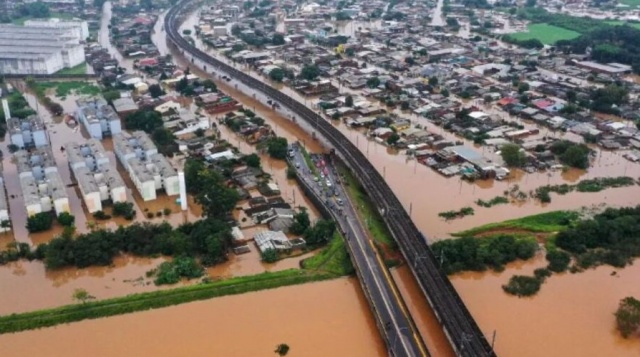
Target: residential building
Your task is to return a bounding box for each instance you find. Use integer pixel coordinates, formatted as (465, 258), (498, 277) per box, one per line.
(76, 97), (122, 139)
(8, 115), (48, 149)
(113, 131), (179, 201)
(15, 148), (69, 216)
(0, 24), (85, 75)
(65, 139), (127, 213)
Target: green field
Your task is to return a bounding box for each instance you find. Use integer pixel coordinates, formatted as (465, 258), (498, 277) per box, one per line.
(302, 231), (354, 276)
(605, 20), (640, 30)
(453, 211), (580, 237)
(55, 62), (88, 75)
(12, 12), (74, 25)
(509, 23), (581, 45)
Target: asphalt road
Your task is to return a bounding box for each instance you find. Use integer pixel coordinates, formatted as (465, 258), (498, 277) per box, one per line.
(288, 143), (428, 357)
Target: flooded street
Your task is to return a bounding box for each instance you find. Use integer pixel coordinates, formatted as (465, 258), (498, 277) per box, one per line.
(0, 278), (386, 357)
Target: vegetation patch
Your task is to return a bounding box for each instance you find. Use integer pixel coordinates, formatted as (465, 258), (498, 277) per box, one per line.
(432, 235), (538, 275)
(55, 62), (88, 75)
(533, 176), (636, 203)
(453, 211), (579, 237)
(147, 256), (205, 285)
(301, 231), (354, 276)
(475, 196), (509, 208)
(438, 207), (475, 220)
(502, 275), (543, 297)
(32, 80), (100, 99)
(0, 269), (334, 334)
(615, 296), (640, 338)
(341, 168), (396, 249)
(507, 23), (580, 45)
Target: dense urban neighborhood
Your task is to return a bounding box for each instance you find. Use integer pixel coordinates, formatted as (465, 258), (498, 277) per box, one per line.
(0, 0), (640, 356)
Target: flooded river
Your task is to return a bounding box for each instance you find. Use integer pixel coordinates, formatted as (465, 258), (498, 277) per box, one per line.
(0, 278), (387, 357)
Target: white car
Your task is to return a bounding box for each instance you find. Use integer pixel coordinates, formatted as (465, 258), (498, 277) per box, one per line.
(326, 180), (332, 187)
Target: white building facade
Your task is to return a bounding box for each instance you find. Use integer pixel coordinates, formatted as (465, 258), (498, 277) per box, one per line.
(113, 131), (180, 201)
(65, 139), (127, 213)
(76, 97), (122, 139)
(8, 115), (49, 149)
(15, 149), (69, 216)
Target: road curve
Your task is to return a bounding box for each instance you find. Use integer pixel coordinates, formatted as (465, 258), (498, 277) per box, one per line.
(164, 3), (497, 357)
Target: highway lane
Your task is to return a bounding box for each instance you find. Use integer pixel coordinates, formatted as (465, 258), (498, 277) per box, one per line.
(288, 145), (428, 357)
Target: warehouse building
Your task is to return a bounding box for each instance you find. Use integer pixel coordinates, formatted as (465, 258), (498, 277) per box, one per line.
(24, 18), (89, 41)
(76, 97), (122, 139)
(113, 131), (180, 201)
(0, 24), (85, 75)
(8, 115), (49, 149)
(15, 148), (69, 216)
(65, 139), (127, 213)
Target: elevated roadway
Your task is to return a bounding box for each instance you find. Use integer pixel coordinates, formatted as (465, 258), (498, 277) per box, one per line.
(289, 145), (428, 357)
(164, 3), (497, 356)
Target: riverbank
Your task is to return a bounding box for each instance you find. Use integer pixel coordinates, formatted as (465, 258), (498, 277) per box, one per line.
(0, 268), (333, 335)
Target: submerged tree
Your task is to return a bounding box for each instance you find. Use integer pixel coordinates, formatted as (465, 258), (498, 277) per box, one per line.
(72, 288), (95, 304)
(274, 343), (290, 356)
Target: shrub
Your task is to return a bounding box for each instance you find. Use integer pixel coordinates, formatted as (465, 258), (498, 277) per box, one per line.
(26, 213), (53, 233)
(502, 275), (542, 297)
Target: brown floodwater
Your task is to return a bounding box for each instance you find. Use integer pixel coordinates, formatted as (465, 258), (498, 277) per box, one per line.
(452, 253), (640, 357)
(0, 278), (386, 357)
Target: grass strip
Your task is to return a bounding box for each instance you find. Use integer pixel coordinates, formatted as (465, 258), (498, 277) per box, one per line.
(55, 62), (88, 75)
(0, 269), (333, 335)
(340, 167), (396, 249)
(302, 231), (354, 276)
(453, 211), (579, 237)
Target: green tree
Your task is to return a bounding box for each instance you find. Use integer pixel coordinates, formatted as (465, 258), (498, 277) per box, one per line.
(72, 288), (95, 304)
(102, 90), (121, 104)
(26, 212), (53, 233)
(57, 212), (75, 227)
(429, 76), (439, 86)
(615, 296), (640, 338)
(125, 110), (163, 133)
(300, 65), (320, 81)
(386, 133), (400, 146)
(344, 95), (353, 107)
(500, 144), (526, 167)
(275, 344), (290, 356)
(518, 82), (530, 94)
(366, 77), (380, 88)
(269, 68), (285, 82)
(202, 79), (217, 91)
(148, 84), (164, 98)
(546, 250), (571, 272)
(441, 88), (450, 97)
(266, 137), (288, 160)
(261, 248), (279, 263)
(345, 47), (355, 57)
(404, 57), (415, 65)
(561, 145), (590, 169)
(243, 153), (261, 168)
(289, 210), (310, 235)
(272, 33), (285, 45)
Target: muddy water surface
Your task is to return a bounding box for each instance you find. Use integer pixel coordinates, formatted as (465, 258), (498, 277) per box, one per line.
(452, 254), (640, 357)
(0, 278), (386, 357)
